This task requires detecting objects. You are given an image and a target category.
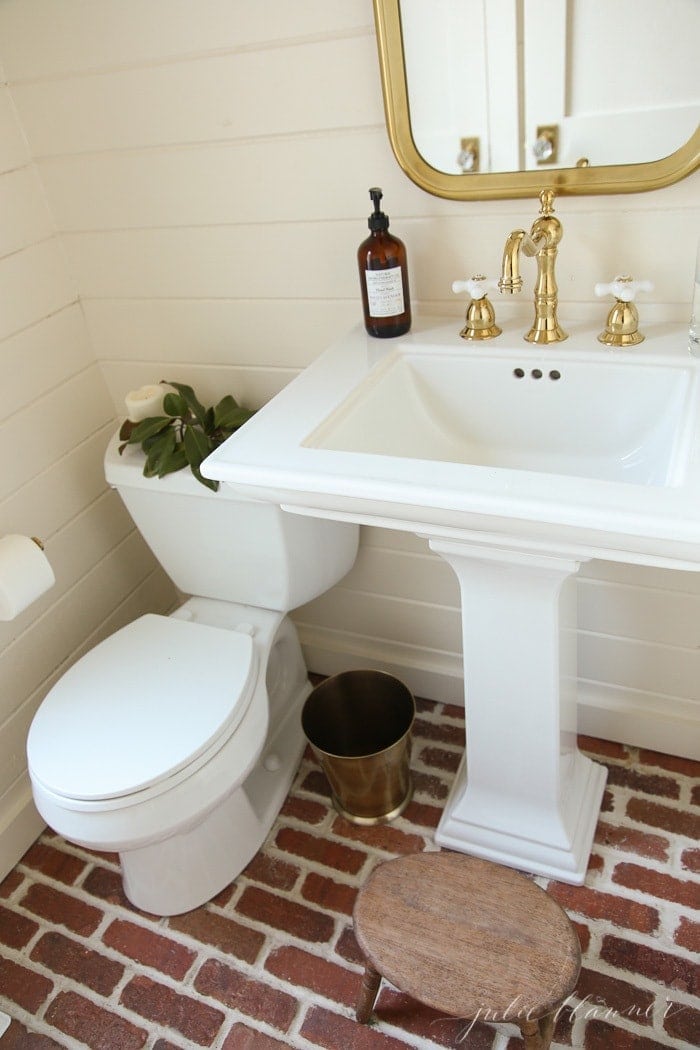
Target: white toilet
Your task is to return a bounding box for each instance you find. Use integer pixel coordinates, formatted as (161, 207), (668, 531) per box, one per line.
(27, 432), (358, 916)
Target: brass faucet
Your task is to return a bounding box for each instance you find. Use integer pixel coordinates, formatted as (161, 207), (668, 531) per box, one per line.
(498, 188), (567, 344)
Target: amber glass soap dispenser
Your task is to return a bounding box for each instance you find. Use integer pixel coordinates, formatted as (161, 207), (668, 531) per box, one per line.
(358, 187), (411, 338)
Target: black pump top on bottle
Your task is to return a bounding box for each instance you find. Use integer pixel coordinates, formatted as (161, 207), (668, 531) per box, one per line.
(368, 187), (390, 232)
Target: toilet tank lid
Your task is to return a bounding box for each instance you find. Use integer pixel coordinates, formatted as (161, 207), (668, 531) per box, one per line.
(104, 432), (243, 501)
(27, 615), (256, 802)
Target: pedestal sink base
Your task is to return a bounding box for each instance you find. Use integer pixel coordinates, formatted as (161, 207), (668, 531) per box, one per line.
(435, 751), (607, 884)
(428, 537), (608, 885)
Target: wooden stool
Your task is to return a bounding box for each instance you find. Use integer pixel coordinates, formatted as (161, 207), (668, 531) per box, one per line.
(353, 852), (580, 1049)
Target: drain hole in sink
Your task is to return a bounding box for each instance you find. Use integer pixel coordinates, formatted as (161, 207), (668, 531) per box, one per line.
(513, 367), (525, 378)
(531, 369), (543, 379)
(549, 370), (561, 381)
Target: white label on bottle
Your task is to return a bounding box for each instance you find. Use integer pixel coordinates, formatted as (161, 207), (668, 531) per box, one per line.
(365, 267), (405, 318)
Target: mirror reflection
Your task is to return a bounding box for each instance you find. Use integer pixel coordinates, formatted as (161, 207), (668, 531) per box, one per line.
(400, 0), (700, 176)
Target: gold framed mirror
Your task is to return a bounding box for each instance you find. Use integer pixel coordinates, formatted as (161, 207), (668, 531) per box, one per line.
(374, 0), (700, 200)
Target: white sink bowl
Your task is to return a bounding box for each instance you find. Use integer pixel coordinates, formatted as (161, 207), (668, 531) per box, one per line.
(204, 318), (700, 570)
(306, 347), (691, 487)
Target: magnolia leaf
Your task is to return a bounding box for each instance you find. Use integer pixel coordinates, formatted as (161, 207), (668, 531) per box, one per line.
(157, 445), (188, 477)
(143, 428), (176, 477)
(163, 392), (189, 418)
(128, 416), (171, 444)
(119, 419), (135, 441)
(183, 425), (213, 470)
(220, 406), (255, 435)
(166, 381), (208, 427)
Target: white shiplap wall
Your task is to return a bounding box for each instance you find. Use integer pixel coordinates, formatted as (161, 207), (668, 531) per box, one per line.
(0, 1), (698, 875)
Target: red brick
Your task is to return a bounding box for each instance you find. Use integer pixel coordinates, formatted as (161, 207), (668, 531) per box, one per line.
(0, 957), (53, 1013)
(1, 1020), (66, 1049)
(401, 799), (443, 830)
(31, 930), (124, 995)
(411, 770), (449, 800)
(587, 853), (605, 874)
(221, 1025), (289, 1050)
(594, 822), (669, 861)
(612, 861), (700, 909)
(120, 974), (224, 1046)
(583, 1019), (671, 1049)
(300, 1004), (410, 1049)
(335, 923), (365, 966)
(243, 853), (299, 891)
(168, 908), (264, 964)
(575, 968), (654, 1025)
(236, 885), (335, 943)
(573, 921), (591, 954)
(103, 918), (196, 979)
(279, 795), (328, 824)
(377, 987), (495, 1048)
(638, 749), (700, 778)
(330, 819), (425, 855)
(0, 902), (39, 948)
(600, 789), (615, 813)
(626, 797), (700, 839)
(21, 842), (86, 885)
(195, 958), (298, 1031)
(578, 736), (629, 760)
(275, 827), (367, 874)
(82, 865), (135, 910)
(601, 934), (699, 995)
(20, 883), (103, 936)
(602, 763), (680, 799)
(692, 783), (700, 807)
(681, 846), (700, 873)
(547, 882), (659, 934)
(0, 870), (23, 898)
(153, 1042), (184, 1050)
(301, 871), (358, 916)
(441, 703), (464, 721)
(674, 915), (700, 952)
(300, 770), (331, 798)
(412, 717), (464, 746)
(266, 944), (358, 1007)
(418, 746), (461, 773)
(664, 999), (700, 1045)
(46, 990), (147, 1049)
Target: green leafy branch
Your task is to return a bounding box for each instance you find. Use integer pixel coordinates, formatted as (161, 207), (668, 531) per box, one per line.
(118, 381), (255, 491)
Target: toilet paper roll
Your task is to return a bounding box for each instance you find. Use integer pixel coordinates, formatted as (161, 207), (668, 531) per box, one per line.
(0, 535), (56, 621)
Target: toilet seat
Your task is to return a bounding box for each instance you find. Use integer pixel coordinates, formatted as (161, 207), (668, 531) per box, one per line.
(27, 614), (257, 809)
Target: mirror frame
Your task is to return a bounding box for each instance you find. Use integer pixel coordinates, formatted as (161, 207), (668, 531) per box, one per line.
(374, 0), (700, 200)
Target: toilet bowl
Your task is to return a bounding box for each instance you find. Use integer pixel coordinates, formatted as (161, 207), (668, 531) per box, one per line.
(27, 434), (358, 915)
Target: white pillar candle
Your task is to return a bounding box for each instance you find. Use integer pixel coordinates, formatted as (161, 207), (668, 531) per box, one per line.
(125, 384), (174, 423)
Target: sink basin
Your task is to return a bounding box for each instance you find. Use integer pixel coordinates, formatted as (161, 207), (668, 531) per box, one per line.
(203, 318), (700, 885)
(305, 348), (692, 487)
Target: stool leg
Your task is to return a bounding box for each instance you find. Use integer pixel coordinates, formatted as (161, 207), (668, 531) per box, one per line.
(519, 1013), (555, 1050)
(356, 963), (382, 1023)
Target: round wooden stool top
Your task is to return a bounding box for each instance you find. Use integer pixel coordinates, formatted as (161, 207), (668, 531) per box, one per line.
(353, 851), (581, 1023)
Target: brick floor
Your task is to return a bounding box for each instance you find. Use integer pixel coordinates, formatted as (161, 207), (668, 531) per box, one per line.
(0, 698), (698, 1049)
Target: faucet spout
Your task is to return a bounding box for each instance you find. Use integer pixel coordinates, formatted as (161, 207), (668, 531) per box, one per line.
(499, 189), (567, 344)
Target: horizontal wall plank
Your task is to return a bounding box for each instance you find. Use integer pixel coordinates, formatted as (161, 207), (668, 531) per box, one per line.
(0, 304), (95, 422)
(579, 577), (700, 649)
(339, 544), (460, 608)
(297, 587), (462, 655)
(581, 557), (700, 596)
(0, 87), (28, 173)
(82, 299), (362, 370)
(0, 0), (373, 81)
(0, 238), (77, 341)
(0, 166), (53, 256)
(0, 365), (115, 502)
(61, 204), (700, 310)
(11, 35), (382, 157)
(0, 423), (116, 541)
(100, 360), (295, 417)
(38, 128), (396, 229)
(579, 631), (700, 700)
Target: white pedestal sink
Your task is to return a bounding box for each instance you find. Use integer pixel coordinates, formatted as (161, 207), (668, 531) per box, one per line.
(203, 318), (700, 884)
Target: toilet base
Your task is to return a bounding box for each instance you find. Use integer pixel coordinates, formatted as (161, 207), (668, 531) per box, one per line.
(120, 674), (307, 915)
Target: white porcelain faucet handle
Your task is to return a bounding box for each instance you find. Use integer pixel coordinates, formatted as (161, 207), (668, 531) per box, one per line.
(594, 275), (654, 303)
(452, 275), (499, 300)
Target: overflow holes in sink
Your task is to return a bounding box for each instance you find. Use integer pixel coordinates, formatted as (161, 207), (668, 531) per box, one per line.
(512, 367), (562, 382)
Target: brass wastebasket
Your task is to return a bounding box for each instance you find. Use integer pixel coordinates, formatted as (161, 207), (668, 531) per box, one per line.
(301, 670), (415, 825)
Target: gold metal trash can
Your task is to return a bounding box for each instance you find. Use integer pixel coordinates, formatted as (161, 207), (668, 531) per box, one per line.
(301, 670), (415, 825)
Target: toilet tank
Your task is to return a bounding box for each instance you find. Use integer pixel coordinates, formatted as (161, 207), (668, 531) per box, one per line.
(104, 433), (358, 612)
